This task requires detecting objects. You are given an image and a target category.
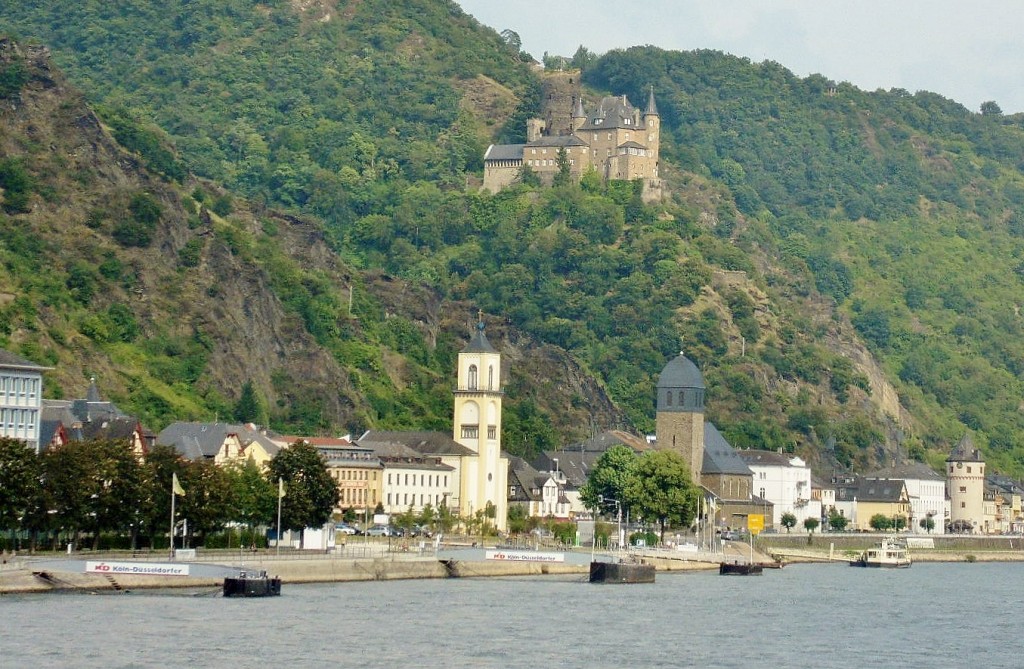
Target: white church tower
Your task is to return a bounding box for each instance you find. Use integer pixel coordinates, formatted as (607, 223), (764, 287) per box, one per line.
(453, 316), (509, 531)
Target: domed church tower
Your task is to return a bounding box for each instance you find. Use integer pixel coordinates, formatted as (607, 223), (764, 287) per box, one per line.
(453, 316), (508, 531)
(656, 353), (705, 486)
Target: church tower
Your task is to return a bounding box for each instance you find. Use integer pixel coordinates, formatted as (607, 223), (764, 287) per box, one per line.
(453, 317), (508, 531)
(947, 433), (985, 533)
(655, 353), (705, 486)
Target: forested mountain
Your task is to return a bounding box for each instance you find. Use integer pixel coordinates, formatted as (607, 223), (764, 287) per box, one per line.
(4, 1), (1024, 475)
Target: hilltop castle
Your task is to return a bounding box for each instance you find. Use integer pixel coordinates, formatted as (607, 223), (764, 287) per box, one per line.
(483, 85), (663, 203)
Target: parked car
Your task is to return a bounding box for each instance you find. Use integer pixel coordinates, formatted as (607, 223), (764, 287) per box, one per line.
(366, 525), (390, 536)
(335, 523), (357, 535)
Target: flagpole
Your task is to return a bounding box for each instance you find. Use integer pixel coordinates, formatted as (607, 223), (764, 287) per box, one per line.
(169, 480), (176, 560)
(276, 477), (283, 556)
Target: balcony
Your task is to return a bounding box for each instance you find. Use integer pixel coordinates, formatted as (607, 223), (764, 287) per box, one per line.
(460, 424), (479, 439)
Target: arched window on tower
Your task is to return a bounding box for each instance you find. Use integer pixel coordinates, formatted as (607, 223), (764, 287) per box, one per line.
(468, 365), (478, 390)
(488, 366), (494, 390)
(666, 391), (673, 406)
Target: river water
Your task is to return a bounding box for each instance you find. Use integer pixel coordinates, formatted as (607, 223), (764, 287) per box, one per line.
(2, 562), (1019, 668)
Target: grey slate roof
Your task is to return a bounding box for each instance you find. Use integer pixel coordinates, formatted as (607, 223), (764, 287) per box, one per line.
(701, 423), (753, 476)
(576, 95), (643, 132)
(157, 422), (280, 460)
(738, 450), (804, 468)
(947, 433), (984, 462)
(526, 135), (588, 148)
(856, 477), (908, 503)
(508, 456), (543, 501)
(462, 324), (497, 353)
(0, 349), (49, 371)
(534, 431), (649, 488)
(483, 144), (525, 161)
(657, 354), (705, 389)
(617, 140), (647, 150)
(865, 461), (944, 481)
(357, 430), (476, 457)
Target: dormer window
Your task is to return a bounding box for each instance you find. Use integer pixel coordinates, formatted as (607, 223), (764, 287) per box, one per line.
(624, 118), (631, 125)
(594, 118), (603, 125)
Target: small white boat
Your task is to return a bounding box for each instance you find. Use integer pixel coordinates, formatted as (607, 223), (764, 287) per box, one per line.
(849, 536), (911, 568)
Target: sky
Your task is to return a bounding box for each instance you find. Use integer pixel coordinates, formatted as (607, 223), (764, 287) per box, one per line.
(456, 1), (1024, 114)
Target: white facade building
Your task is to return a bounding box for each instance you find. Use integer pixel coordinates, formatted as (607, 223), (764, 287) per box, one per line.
(739, 450), (819, 528)
(0, 350), (49, 453)
(381, 458), (454, 515)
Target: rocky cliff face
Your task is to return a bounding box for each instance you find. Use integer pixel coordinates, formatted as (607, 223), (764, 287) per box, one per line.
(0, 38), (626, 443)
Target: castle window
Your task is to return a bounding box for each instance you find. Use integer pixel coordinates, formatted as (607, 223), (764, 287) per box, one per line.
(488, 366), (494, 389)
(960, 486), (966, 493)
(468, 364), (478, 389)
(624, 118), (631, 124)
(967, 466), (971, 473)
(531, 149), (536, 155)
(666, 391), (673, 406)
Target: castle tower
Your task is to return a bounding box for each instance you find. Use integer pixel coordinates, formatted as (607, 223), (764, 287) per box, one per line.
(946, 433), (985, 533)
(655, 353), (705, 486)
(643, 85), (661, 178)
(453, 317), (508, 531)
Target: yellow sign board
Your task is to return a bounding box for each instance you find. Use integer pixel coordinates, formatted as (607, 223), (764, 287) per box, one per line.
(747, 514), (765, 535)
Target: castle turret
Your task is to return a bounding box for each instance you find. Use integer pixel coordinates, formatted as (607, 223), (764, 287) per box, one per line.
(655, 353), (705, 486)
(571, 96), (586, 133)
(643, 85), (660, 178)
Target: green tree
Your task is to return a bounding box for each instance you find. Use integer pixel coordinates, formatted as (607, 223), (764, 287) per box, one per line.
(233, 380), (266, 425)
(623, 450), (698, 542)
(179, 458), (233, 545)
(869, 514), (892, 531)
(0, 437), (40, 539)
(139, 444), (186, 548)
(553, 148), (572, 187)
(827, 508), (848, 532)
(780, 512), (797, 533)
(919, 515), (936, 534)
(803, 516), (819, 543)
(266, 441), (339, 543)
(579, 445), (638, 512)
(225, 459), (276, 530)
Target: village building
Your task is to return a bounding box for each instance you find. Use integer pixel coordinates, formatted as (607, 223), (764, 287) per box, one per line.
(738, 449), (818, 529)
(866, 462), (947, 534)
(483, 87), (663, 203)
(40, 377), (152, 457)
(986, 473), (1024, 534)
(297, 439), (382, 518)
(0, 349), (49, 453)
(832, 475), (912, 531)
(157, 421), (280, 468)
(507, 456), (572, 521)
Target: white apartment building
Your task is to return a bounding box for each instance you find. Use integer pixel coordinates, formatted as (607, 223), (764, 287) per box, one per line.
(739, 450), (819, 529)
(381, 457), (455, 515)
(0, 350), (49, 453)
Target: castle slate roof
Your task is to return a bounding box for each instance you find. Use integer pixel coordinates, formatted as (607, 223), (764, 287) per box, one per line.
(702, 423), (753, 476)
(657, 354), (705, 389)
(357, 430), (476, 457)
(576, 95), (644, 131)
(483, 144), (525, 161)
(526, 135), (588, 148)
(617, 140), (647, 150)
(646, 87), (659, 116)
(0, 349), (49, 371)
